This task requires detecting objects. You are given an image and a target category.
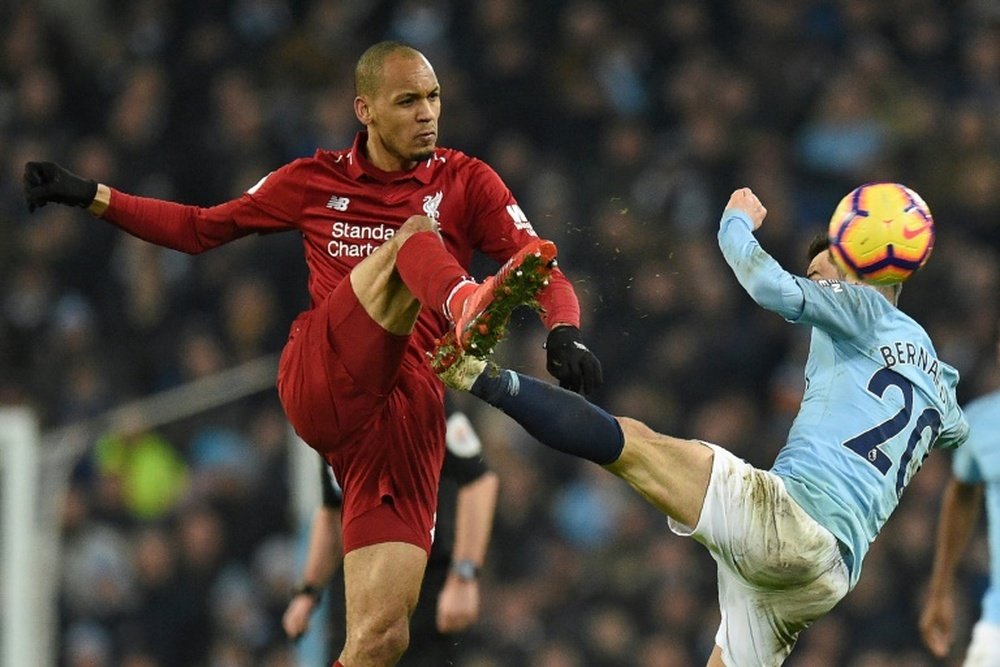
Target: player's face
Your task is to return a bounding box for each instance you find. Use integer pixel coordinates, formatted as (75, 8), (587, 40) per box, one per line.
(807, 250), (849, 283)
(359, 53), (440, 170)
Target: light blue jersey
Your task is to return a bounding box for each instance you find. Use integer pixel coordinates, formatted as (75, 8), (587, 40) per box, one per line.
(719, 211), (968, 587)
(952, 389), (1000, 624)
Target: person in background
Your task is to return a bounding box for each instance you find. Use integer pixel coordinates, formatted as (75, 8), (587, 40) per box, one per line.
(920, 326), (1000, 665)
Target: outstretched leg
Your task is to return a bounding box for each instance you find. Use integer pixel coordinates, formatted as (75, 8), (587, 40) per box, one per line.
(707, 644), (726, 666)
(466, 368), (713, 528)
(470, 367), (625, 464)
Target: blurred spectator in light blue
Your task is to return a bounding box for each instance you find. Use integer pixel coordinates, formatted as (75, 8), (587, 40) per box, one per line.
(552, 466), (625, 549)
(796, 69), (891, 180)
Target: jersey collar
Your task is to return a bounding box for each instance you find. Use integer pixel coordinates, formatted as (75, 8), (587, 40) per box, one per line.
(346, 131), (437, 185)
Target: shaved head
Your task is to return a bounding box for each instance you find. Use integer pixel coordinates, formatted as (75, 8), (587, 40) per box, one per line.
(351, 40), (441, 171)
(354, 41), (424, 97)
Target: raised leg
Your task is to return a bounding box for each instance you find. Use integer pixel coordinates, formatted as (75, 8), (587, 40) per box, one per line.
(348, 215), (451, 335)
(606, 417), (714, 529)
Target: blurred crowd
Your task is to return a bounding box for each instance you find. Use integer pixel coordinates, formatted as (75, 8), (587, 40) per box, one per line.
(2, 0), (999, 665)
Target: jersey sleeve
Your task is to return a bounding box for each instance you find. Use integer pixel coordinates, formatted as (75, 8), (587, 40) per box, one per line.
(241, 158), (313, 226)
(951, 417), (981, 482)
(934, 370), (970, 451)
(952, 446), (981, 483)
(443, 412), (490, 487)
(718, 210), (889, 339)
(718, 211), (806, 320)
(950, 399), (992, 480)
(319, 457), (344, 509)
(100, 159), (310, 254)
(465, 160), (580, 328)
(794, 279), (896, 340)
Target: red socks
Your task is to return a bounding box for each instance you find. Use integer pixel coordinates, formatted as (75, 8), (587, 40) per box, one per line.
(445, 281), (477, 321)
(394, 231), (474, 320)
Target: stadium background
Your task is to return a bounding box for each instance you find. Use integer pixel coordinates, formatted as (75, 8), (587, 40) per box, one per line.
(1, 0), (999, 665)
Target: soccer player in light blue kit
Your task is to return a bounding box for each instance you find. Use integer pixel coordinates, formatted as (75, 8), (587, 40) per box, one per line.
(921, 330), (1000, 666)
(438, 187), (969, 666)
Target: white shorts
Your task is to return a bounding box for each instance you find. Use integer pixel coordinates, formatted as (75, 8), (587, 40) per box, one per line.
(668, 444), (850, 667)
(963, 620), (1000, 667)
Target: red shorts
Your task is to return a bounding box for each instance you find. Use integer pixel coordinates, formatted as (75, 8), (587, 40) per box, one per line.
(277, 278), (446, 554)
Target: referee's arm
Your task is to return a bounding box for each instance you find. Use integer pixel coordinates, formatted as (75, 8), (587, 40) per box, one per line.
(451, 467), (499, 577)
(437, 414), (500, 634)
(282, 458), (343, 640)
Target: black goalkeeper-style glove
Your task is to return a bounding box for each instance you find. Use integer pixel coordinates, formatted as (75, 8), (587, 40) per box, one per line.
(23, 161), (98, 212)
(545, 325), (603, 395)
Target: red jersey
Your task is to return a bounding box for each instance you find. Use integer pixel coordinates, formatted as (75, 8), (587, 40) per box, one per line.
(102, 132), (581, 357)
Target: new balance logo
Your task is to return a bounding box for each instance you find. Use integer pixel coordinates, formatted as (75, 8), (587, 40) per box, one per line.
(326, 195), (350, 211)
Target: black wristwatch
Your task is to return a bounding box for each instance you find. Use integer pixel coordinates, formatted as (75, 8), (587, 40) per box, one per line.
(450, 558), (479, 582)
(291, 583), (323, 602)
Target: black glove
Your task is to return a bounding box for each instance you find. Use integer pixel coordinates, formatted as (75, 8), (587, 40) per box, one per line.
(545, 325), (603, 395)
(23, 161), (98, 212)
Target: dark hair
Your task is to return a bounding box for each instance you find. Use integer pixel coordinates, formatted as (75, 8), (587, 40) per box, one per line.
(806, 233), (830, 263)
(354, 41), (421, 97)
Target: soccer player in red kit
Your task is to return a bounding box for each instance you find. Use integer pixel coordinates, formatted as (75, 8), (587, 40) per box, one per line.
(24, 41), (602, 666)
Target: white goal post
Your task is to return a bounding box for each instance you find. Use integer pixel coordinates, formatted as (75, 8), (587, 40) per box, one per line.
(0, 407), (42, 667)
